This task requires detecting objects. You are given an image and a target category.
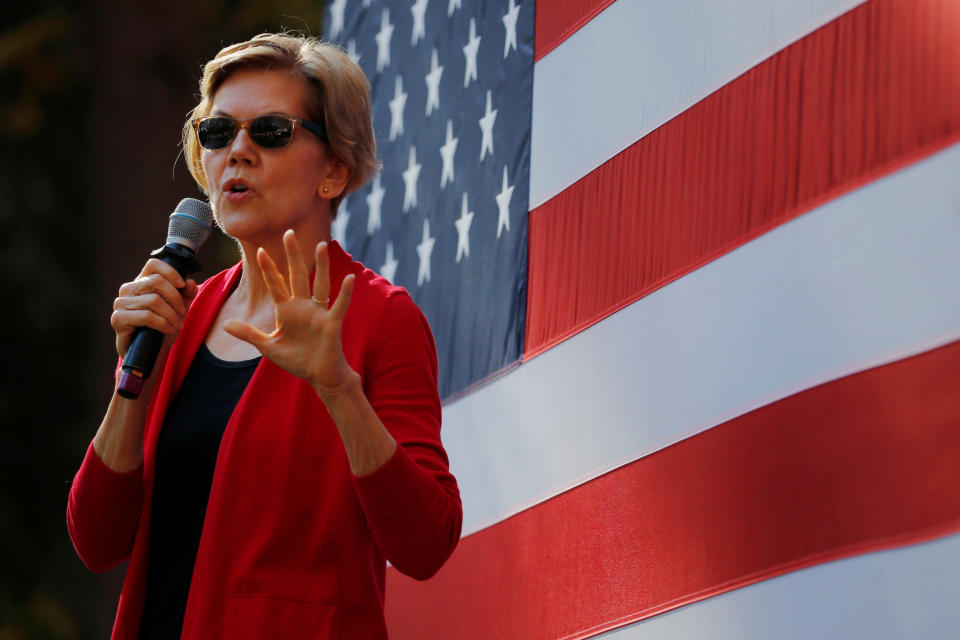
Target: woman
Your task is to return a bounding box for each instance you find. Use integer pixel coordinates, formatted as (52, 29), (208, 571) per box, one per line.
(67, 33), (462, 639)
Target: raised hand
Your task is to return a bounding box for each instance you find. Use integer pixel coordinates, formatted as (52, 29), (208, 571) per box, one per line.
(223, 229), (357, 398)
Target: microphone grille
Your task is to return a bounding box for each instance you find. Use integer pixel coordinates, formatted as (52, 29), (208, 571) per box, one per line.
(167, 198), (213, 251)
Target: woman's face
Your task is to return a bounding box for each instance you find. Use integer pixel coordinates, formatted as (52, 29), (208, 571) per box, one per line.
(202, 68), (331, 245)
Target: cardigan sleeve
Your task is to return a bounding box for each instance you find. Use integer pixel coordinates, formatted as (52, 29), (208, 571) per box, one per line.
(66, 440), (145, 572)
(352, 290), (462, 580)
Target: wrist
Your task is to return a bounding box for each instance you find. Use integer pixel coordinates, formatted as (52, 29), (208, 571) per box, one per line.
(312, 369), (362, 408)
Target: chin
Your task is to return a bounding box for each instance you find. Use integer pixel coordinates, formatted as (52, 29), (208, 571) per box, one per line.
(217, 212), (261, 242)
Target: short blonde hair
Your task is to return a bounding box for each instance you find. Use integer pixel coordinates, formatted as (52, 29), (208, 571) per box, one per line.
(182, 33), (378, 215)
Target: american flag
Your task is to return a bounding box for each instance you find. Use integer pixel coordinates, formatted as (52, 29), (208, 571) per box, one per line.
(329, 1), (960, 638)
(326, 0), (532, 400)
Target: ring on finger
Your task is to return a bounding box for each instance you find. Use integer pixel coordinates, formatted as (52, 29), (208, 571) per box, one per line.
(311, 296), (329, 307)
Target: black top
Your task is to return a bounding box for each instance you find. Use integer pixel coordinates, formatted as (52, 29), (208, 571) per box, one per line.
(138, 344), (260, 640)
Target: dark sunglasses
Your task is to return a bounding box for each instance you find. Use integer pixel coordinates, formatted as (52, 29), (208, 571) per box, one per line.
(192, 114), (328, 150)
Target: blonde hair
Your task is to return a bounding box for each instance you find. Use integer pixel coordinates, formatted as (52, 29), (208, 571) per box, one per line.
(182, 33), (378, 215)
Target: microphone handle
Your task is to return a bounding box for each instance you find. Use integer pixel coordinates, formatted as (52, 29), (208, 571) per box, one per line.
(116, 243), (201, 399)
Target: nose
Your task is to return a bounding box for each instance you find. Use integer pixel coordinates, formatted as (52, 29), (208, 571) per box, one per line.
(227, 128), (258, 166)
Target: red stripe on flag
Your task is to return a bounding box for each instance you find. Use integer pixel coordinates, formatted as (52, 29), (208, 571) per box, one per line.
(533, 0), (616, 61)
(385, 339), (960, 639)
(525, 0), (960, 359)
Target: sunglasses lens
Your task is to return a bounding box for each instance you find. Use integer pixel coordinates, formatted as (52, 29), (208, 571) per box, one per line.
(250, 116), (295, 148)
(197, 117), (236, 149)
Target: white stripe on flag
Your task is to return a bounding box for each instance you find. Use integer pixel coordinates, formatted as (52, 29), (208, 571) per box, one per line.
(590, 534), (960, 640)
(446, 141), (960, 536)
(529, 0), (866, 208)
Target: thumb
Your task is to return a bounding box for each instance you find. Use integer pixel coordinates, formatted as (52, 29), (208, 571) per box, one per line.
(223, 319), (271, 352)
(183, 279), (199, 300)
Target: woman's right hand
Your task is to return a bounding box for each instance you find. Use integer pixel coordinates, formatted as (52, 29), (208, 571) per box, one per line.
(92, 259), (196, 471)
(111, 258), (198, 358)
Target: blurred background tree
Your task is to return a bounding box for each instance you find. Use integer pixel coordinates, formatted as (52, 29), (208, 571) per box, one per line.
(0, 2), (325, 637)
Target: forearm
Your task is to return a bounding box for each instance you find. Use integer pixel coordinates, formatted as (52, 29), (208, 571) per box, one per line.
(70, 375), (153, 570)
(315, 371), (397, 477)
(319, 364), (461, 579)
(92, 376), (157, 473)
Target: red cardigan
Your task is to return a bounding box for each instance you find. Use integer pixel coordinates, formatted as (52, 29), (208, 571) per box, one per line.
(67, 243), (462, 639)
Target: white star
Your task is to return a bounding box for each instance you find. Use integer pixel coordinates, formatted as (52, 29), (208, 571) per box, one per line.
(411, 0), (429, 45)
(478, 90), (497, 161)
(380, 241), (398, 283)
(502, 0), (520, 58)
(495, 165), (514, 238)
(366, 174), (385, 235)
(375, 9), (394, 73)
(329, 0), (347, 40)
(416, 219), (435, 286)
(346, 39), (361, 64)
(439, 119), (458, 189)
(448, 0), (461, 17)
(388, 75), (407, 141)
(462, 18), (481, 88)
(424, 48), (444, 116)
(331, 199), (350, 249)
(402, 145), (422, 212)
(454, 192), (474, 263)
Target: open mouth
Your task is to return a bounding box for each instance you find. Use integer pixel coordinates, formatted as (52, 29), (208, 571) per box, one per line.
(224, 179), (253, 196)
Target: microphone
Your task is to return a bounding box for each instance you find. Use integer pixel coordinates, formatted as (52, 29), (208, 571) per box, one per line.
(116, 198), (214, 399)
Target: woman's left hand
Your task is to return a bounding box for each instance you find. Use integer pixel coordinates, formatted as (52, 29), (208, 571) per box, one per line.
(224, 229), (357, 398)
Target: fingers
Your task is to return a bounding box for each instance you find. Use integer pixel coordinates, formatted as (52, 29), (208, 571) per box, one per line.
(112, 260), (193, 356)
(113, 293), (182, 333)
(329, 273), (355, 323)
(262, 232), (335, 306)
(111, 305), (180, 338)
(283, 230), (311, 299)
(223, 319), (271, 352)
(256, 247), (291, 304)
(112, 300), (181, 358)
(139, 258), (185, 288)
(312, 241), (330, 305)
(119, 267), (187, 316)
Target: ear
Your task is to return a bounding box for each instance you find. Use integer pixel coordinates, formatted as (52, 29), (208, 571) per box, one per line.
(318, 158), (351, 200)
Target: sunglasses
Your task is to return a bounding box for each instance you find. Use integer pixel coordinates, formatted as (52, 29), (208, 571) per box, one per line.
(192, 114), (328, 150)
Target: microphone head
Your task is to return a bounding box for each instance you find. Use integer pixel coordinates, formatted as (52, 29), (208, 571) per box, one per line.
(167, 198), (213, 252)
